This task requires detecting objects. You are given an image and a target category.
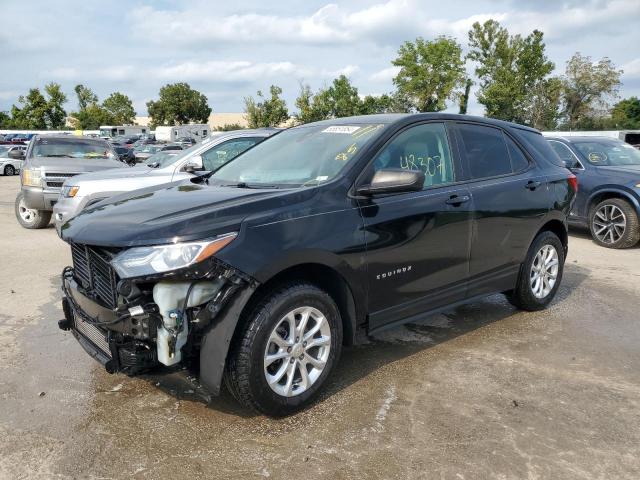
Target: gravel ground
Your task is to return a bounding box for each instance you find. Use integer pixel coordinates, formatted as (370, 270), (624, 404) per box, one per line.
(0, 174), (639, 479)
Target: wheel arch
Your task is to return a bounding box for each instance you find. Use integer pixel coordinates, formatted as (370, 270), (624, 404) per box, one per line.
(240, 262), (360, 347)
(587, 187), (640, 217)
(535, 218), (568, 256)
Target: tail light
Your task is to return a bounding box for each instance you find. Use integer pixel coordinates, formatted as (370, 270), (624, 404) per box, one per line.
(568, 174), (578, 193)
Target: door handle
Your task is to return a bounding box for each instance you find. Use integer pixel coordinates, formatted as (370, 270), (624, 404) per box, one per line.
(445, 195), (470, 206)
(525, 180), (542, 190)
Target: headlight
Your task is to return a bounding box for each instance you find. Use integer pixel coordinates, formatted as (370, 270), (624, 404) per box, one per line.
(61, 185), (80, 198)
(635, 183), (640, 188)
(22, 168), (43, 187)
(111, 233), (237, 278)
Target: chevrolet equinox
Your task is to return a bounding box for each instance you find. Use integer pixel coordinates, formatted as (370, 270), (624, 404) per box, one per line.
(58, 114), (576, 416)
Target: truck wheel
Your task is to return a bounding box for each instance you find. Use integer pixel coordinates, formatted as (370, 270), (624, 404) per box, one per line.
(225, 282), (342, 417)
(4, 165), (14, 176)
(15, 192), (51, 229)
(507, 230), (565, 311)
(589, 198), (640, 249)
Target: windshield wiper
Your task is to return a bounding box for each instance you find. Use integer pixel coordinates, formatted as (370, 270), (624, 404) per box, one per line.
(45, 154), (75, 158)
(221, 182), (279, 189)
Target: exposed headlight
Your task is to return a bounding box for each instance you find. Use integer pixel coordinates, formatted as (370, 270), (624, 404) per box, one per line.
(111, 233), (237, 278)
(22, 168), (43, 187)
(61, 185), (80, 197)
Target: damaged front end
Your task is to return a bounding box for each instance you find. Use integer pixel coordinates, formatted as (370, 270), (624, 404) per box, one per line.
(59, 238), (256, 395)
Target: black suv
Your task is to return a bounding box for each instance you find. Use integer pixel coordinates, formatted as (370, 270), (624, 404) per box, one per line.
(58, 114), (576, 416)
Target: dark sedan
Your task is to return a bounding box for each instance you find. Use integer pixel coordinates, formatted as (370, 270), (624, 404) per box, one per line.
(547, 136), (640, 248)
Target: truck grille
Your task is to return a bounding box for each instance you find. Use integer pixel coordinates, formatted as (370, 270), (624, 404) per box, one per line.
(74, 316), (111, 358)
(44, 172), (81, 191)
(70, 243), (119, 309)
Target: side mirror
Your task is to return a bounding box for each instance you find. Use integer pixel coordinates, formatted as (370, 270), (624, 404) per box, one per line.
(357, 168), (425, 196)
(8, 149), (25, 160)
(182, 155), (204, 173)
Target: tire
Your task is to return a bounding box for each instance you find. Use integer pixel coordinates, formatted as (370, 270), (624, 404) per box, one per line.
(14, 192), (51, 229)
(507, 230), (565, 311)
(4, 165), (15, 176)
(589, 198), (640, 249)
(224, 282), (342, 416)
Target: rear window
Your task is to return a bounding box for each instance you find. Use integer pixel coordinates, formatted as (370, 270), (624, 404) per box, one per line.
(504, 134), (530, 172)
(518, 130), (565, 167)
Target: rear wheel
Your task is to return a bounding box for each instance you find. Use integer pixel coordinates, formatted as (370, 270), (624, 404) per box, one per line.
(4, 165), (15, 176)
(589, 198), (639, 249)
(15, 192), (51, 229)
(507, 230), (564, 311)
(224, 282), (342, 417)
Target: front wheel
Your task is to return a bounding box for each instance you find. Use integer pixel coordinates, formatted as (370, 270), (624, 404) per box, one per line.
(4, 165), (15, 176)
(15, 192), (51, 229)
(224, 283), (342, 416)
(507, 230), (565, 311)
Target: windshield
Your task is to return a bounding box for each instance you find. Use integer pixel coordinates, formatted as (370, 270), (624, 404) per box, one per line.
(32, 137), (117, 160)
(212, 123), (386, 186)
(145, 151), (180, 167)
(574, 140), (640, 166)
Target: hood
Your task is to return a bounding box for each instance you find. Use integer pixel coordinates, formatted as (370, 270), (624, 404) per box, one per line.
(59, 180), (306, 247)
(65, 165), (157, 184)
(28, 156), (126, 172)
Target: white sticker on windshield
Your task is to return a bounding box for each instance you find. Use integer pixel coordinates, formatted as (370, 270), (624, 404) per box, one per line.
(322, 126), (361, 134)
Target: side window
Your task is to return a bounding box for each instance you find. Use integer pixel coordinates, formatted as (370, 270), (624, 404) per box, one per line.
(504, 134), (529, 172)
(201, 138), (261, 171)
(456, 124), (511, 179)
(548, 141), (577, 167)
(372, 123), (455, 189)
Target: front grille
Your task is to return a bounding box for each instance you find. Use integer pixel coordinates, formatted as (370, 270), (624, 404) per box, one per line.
(74, 316), (111, 357)
(70, 243), (119, 309)
(44, 172), (80, 191)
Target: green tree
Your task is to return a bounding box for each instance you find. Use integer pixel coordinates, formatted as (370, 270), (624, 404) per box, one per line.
(102, 92), (136, 125)
(467, 20), (555, 125)
(11, 88), (50, 129)
(458, 79), (473, 114)
(44, 82), (67, 129)
(244, 85), (289, 128)
(392, 36), (466, 112)
(528, 77), (563, 130)
(147, 83), (211, 128)
(561, 53), (622, 129)
(0, 111), (10, 128)
(74, 84), (98, 111)
(610, 97), (640, 129)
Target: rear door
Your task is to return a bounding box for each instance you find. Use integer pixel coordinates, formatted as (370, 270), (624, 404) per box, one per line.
(358, 122), (473, 331)
(452, 123), (550, 297)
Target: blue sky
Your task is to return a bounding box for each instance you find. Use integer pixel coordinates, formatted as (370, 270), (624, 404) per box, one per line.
(1, 0), (639, 117)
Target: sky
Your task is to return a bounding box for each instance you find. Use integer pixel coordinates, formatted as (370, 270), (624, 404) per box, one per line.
(1, 0), (639, 118)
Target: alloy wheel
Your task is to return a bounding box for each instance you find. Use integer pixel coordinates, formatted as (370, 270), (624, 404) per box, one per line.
(18, 198), (37, 224)
(529, 244), (559, 299)
(592, 204), (626, 245)
(263, 306), (331, 397)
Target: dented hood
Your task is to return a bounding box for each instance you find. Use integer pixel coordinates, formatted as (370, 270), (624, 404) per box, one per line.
(59, 179), (302, 247)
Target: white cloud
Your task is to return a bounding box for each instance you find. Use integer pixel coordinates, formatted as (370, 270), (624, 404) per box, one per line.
(622, 58), (640, 80)
(370, 66), (400, 82)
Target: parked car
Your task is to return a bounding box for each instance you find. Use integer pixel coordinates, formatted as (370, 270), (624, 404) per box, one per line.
(57, 114), (575, 416)
(546, 136), (640, 248)
(0, 145), (26, 175)
(113, 146), (136, 165)
(15, 135), (128, 229)
(132, 144), (163, 163)
(161, 143), (184, 151)
(53, 129), (279, 228)
(174, 136), (197, 147)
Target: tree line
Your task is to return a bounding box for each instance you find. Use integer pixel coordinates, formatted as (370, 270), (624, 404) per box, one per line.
(1, 19), (639, 132)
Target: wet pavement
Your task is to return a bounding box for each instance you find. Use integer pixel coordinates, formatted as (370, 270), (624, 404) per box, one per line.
(1, 175), (639, 479)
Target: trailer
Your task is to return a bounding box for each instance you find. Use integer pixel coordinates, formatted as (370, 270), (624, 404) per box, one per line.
(542, 130), (640, 147)
(99, 125), (148, 139)
(154, 124), (210, 143)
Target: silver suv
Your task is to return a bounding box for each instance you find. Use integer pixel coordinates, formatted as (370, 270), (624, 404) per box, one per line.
(53, 129), (280, 230)
(16, 135), (127, 229)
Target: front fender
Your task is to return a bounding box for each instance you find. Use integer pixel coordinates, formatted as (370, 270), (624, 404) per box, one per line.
(587, 186), (640, 216)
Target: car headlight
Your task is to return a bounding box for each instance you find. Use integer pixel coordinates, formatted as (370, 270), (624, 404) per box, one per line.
(22, 168), (43, 187)
(635, 183), (640, 188)
(111, 233), (237, 278)
(61, 185), (80, 198)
